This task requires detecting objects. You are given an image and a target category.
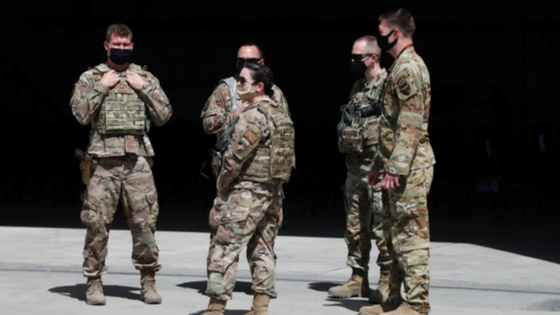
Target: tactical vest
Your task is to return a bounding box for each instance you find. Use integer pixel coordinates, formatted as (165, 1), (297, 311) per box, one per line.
(242, 101), (295, 183)
(91, 63), (148, 135)
(220, 76), (243, 111)
(339, 74), (386, 155)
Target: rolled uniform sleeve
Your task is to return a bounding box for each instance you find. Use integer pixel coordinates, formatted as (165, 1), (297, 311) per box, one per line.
(139, 72), (172, 126)
(387, 63), (426, 175)
(70, 72), (109, 125)
(201, 83), (231, 135)
(217, 108), (268, 195)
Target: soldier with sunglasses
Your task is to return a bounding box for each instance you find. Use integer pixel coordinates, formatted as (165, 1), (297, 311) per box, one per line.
(201, 44), (290, 290)
(329, 35), (391, 303)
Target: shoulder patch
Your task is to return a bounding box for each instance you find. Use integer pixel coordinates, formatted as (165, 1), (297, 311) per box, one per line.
(243, 129), (258, 144)
(398, 80), (411, 96)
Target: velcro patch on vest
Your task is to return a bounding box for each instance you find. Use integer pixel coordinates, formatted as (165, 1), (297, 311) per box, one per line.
(243, 130), (259, 144)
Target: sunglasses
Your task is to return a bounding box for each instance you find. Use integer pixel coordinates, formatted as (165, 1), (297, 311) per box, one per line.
(237, 58), (262, 65)
(351, 54), (375, 61)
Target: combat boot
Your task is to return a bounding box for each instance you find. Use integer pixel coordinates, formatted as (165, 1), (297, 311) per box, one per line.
(328, 268), (369, 298)
(140, 269), (162, 304)
(244, 294), (271, 315)
(203, 297), (227, 315)
(359, 300), (400, 315)
(376, 303), (425, 315)
(86, 276), (106, 305)
(369, 270), (390, 303)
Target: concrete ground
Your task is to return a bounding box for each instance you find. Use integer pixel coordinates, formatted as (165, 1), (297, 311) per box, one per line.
(1, 211), (560, 315)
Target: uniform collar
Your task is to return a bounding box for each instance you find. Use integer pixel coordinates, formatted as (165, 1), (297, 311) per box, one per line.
(363, 68), (388, 90)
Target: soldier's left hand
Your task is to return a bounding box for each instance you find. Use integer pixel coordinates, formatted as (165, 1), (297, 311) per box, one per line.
(382, 173), (401, 190)
(126, 72), (147, 90)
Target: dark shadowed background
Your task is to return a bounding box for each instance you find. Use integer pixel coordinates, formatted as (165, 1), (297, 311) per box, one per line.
(1, 0), (559, 264)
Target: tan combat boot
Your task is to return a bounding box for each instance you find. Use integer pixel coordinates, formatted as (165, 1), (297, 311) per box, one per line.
(328, 268), (369, 298)
(369, 270), (390, 303)
(86, 276), (106, 305)
(358, 300), (400, 315)
(140, 269), (162, 304)
(376, 303), (425, 315)
(244, 294), (271, 315)
(203, 297), (227, 315)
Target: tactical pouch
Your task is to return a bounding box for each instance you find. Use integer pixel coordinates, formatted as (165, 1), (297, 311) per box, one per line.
(339, 125), (363, 154)
(79, 155), (98, 185)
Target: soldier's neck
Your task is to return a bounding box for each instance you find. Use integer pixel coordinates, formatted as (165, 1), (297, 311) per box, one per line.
(365, 64), (381, 82)
(107, 59), (129, 72)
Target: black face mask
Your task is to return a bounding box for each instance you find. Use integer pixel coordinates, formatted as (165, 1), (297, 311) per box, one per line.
(109, 48), (132, 65)
(350, 61), (367, 77)
(377, 29), (397, 52)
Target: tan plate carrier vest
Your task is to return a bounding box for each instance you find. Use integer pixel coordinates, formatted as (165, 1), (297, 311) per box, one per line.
(242, 102), (295, 184)
(91, 63), (148, 135)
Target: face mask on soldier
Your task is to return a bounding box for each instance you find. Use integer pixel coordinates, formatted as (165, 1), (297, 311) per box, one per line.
(377, 29), (397, 52)
(350, 61), (368, 77)
(109, 48), (133, 65)
(237, 82), (256, 101)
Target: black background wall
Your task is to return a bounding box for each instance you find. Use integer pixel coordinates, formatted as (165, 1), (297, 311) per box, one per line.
(1, 0), (559, 227)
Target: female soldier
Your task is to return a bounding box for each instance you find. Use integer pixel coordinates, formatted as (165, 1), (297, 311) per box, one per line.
(203, 63), (295, 315)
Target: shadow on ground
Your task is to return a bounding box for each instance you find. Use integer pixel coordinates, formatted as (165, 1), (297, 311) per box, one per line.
(178, 280), (253, 296)
(48, 283), (140, 301)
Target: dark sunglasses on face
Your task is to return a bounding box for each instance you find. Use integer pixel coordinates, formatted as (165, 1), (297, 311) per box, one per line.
(237, 76), (253, 85)
(351, 54), (374, 61)
(237, 57), (262, 65)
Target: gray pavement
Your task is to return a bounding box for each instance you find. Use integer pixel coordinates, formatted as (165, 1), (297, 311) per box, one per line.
(1, 225), (560, 315)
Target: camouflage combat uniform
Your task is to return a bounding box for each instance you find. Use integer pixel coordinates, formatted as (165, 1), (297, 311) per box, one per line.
(375, 46), (435, 314)
(70, 63), (172, 277)
(206, 99), (294, 300)
(339, 70), (391, 275)
(201, 77), (290, 273)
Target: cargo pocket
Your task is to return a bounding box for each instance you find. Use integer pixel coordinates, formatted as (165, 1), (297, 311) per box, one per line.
(80, 193), (102, 226)
(215, 192), (254, 245)
(146, 187), (159, 230)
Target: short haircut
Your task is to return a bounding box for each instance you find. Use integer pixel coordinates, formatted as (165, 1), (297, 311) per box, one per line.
(379, 8), (416, 37)
(106, 23), (133, 42)
(355, 35), (381, 56)
(240, 42), (264, 59)
(244, 63), (274, 98)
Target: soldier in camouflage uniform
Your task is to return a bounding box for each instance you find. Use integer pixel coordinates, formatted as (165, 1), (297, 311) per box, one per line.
(201, 43), (290, 282)
(361, 9), (435, 315)
(70, 24), (172, 306)
(328, 36), (391, 303)
(202, 63), (294, 315)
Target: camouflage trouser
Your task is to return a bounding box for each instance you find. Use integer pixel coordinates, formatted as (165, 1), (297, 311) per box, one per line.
(344, 170), (391, 272)
(383, 166), (433, 314)
(80, 155), (161, 277)
(207, 185), (282, 300)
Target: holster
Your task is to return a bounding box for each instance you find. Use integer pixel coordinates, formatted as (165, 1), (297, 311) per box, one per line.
(79, 155), (98, 185)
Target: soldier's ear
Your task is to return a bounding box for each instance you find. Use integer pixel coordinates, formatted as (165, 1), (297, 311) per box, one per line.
(131, 42), (135, 50)
(259, 58), (265, 65)
(104, 41), (110, 52)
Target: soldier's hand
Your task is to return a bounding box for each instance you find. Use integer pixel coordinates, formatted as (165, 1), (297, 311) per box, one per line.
(230, 101), (250, 119)
(99, 70), (120, 88)
(367, 170), (380, 186)
(382, 173), (401, 190)
(126, 72), (147, 90)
